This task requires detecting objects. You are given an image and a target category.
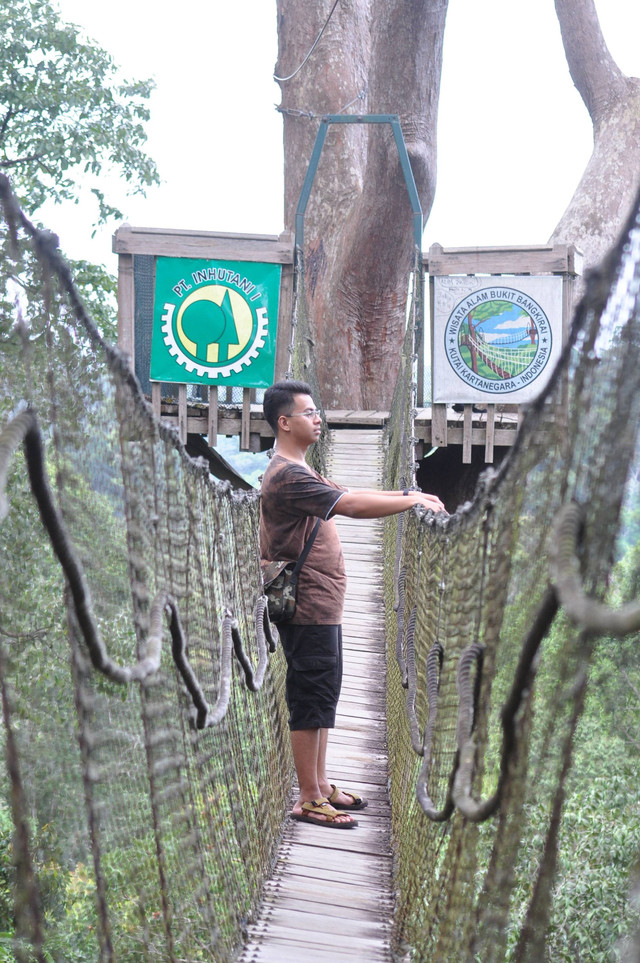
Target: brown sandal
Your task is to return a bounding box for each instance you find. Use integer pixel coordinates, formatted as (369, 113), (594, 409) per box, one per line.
(290, 798), (358, 829)
(328, 784), (368, 811)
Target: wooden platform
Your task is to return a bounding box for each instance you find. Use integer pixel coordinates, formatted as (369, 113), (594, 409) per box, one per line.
(240, 429), (396, 962)
(155, 399), (520, 461)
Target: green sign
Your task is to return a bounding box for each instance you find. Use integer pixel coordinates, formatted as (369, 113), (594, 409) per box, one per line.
(150, 257), (281, 387)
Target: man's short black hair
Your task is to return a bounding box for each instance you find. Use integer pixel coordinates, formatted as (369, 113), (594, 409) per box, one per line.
(263, 380), (313, 434)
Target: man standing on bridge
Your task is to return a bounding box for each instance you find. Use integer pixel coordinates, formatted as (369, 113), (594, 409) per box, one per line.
(260, 380), (447, 829)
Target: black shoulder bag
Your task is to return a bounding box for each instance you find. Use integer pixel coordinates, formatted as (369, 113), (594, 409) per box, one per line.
(260, 518), (321, 624)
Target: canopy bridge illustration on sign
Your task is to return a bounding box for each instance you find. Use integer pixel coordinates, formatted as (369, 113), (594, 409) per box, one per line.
(1, 130), (640, 960)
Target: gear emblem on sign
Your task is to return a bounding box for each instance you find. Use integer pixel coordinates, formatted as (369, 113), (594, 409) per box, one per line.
(161, 284), (268, 379)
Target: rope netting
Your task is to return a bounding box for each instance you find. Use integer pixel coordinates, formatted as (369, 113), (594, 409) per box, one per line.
(0, 176), (292, 961)
(383, 191), (640, 959)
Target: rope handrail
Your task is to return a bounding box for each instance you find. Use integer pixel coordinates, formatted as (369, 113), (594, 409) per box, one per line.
(0, 168), (295, 961)
(383, 183), (640, 958)
(0, 408), (279, 728)
(550, 501), (640, 636)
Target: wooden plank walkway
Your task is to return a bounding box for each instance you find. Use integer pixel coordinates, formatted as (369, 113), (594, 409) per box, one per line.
(240, 429), (395, 962)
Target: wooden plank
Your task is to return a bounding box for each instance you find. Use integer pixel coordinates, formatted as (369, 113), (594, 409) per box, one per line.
(266, 858), (393, 889)
(261, 874), (393, 907)
(329, 427), (388, 441)
(444, 426), (518, 446)
(160, 410), (271, 439)
(279, 850), (391, 881)
(250, 906), (390, 940)
(112, 224), (295, 263)
(244, 944), (389, 963)
(339, 556), (382, 571)
(260, 891), (391, 922)
(334, 529), (384, 543)
(247, 933), (391, 962)
(325, 410), (388, 426)
(425, 242), (575, 276)
(317, 766), (389, 787)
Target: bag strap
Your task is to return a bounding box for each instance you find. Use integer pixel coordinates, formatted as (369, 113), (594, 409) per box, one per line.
(291, 517), (322, 577)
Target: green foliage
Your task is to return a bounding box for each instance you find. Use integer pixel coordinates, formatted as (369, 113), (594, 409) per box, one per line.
(0, 0), (160, 345)
(0, 0), (159, 224)
(504, 736), (639, 962)
(471, 300), (526, 324)
(65, 258), (118, 344)
(0, 808), (13, 934)
(478, 487), (640, 962)
(216, 436), (268, 488)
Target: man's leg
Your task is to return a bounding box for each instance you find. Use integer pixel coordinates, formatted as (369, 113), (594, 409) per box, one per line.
(314, 727), (360, 807)
(290, 728), (354, 824)
(290, 728), (322, 804)
(281, 624), (356, 824)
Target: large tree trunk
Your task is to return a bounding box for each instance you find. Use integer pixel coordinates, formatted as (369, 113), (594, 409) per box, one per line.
(276, 0), (638, 406)
(276, 0), (448, 408)
(551, 0), (640, 268)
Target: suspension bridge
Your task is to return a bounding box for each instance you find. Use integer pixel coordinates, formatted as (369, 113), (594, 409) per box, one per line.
(1, 172), (640, 962)
(240, 430), (395, 962)
(464, 329), (534, 380)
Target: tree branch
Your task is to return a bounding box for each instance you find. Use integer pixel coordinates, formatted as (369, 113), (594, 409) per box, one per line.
(0, 106), (15, 144)
(0, 152), (50, 170)
(554, 0), (625, 127)
(550, 0), (640, 270)
(622, 668), (640, 704)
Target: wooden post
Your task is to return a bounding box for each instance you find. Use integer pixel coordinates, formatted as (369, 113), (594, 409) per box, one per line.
(462, 405), (472, 464)
(117, 251), (135, 373)
(416, 266), (426, 407)
(276, 234), (295, 380)
(178, 384), (187, 445)
(484, 405), (495, 463)
(241, 388), (251, 451)
(432, 403), (448, 447)
(208, 386), (218, 448)
(152, 382), (162, 420)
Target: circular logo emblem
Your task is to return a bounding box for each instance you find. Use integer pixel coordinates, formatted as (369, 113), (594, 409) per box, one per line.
(443, 286), (552, 393)
(161, 283), (268, 379)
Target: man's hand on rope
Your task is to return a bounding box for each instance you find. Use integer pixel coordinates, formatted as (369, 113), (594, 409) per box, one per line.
(411, 492), (448, 515)
(336, 488), (448, 519)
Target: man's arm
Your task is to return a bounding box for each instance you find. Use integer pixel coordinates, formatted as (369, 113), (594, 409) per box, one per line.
(331, 490), (447, 520)
(349, 488), (433, 497)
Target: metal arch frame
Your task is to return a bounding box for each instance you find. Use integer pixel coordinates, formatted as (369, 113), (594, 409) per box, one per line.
(294, 114), (423, 255)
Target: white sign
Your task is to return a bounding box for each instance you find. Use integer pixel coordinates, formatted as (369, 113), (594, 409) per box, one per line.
(432, 275), (563, 403)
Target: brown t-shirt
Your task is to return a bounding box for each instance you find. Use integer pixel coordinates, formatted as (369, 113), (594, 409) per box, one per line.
(259, 455), (347, 624)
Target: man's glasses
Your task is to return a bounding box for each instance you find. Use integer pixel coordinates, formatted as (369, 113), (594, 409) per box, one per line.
(286, 408), (322, 419)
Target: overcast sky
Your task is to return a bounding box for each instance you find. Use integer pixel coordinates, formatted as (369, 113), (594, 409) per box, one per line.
(49, 0), (640, 271)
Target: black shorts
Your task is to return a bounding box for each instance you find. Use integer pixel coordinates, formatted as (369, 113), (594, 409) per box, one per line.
(277, 623), (343, 730)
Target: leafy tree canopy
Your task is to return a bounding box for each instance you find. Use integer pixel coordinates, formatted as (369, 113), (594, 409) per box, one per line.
(0, 0), (159, 225)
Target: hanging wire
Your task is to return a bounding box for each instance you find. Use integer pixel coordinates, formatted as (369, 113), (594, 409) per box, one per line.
(276, 85), (367, 121)
(273, 0), (341, 83)
(336, 85), (368, 113)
